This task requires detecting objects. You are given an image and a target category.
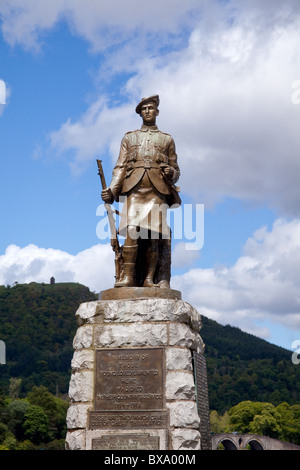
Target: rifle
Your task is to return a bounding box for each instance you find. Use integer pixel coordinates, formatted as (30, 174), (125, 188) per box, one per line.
(97, 159), (123, 282)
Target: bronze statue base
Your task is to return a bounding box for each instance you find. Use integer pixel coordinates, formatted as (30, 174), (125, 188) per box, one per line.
(99, 286), (182, 301)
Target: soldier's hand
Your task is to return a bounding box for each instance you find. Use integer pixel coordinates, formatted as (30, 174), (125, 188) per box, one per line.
(161, 164), (174, 180)
(101, 188), (113, 203)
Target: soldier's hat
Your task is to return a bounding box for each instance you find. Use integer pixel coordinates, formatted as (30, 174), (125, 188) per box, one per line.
(135, 95), (160, 114)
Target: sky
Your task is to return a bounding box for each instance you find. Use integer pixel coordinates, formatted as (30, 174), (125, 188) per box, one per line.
(0, 0), (300, 352)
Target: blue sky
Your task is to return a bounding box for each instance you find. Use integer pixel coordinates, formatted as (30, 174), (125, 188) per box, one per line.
(1, 0), (300, 352)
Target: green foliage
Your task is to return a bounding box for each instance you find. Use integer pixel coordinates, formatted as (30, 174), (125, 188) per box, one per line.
(0, 432), (17, 450)
(211, 400), (300, 445)
(250, 412), (281, 437)
(228, 401), (282, 438)
(0, 281), (299, 447)
(17, 439), (38, 450)
(0, 422), (8, 443)
(0, 385), (69, 449)
(1, 281), (298, 414)
(276, 403), (300, 444)
(23, 405), (50, 444)
(0, 282), (96, 394)
(210, 410), (230, 434)
(6, 399), (29, 440)
(27, 385), (68, 439)
(9, 378), (22, 400)
(201, 316), (300, 413)
(0, 282), (97, 449)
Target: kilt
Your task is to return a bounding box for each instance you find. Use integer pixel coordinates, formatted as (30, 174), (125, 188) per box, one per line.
(118, 173), (171, 239)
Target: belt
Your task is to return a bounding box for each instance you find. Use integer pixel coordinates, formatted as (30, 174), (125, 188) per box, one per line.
(131, 160), (160, 170)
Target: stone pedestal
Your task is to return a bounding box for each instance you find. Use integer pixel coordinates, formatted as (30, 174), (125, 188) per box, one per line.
(65, 288), (206, 451)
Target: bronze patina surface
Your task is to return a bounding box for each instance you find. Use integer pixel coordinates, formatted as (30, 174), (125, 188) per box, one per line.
(90, 347), (167, 429)
(92, 434), (160, 450)
(95, 348), (164, 411)
(89, 410), (167, 429)
(99, 286), (181, 300)
(101, 95), (181, 289)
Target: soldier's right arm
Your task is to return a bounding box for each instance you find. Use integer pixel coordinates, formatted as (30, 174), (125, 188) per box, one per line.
(108, 134), (129, 201)
(101, 188), (114, 203)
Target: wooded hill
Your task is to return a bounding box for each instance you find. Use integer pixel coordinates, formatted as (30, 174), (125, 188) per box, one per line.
(201, 316), (300, 413)
(0, 282), (96, 395)
(0, 282), (299, 413)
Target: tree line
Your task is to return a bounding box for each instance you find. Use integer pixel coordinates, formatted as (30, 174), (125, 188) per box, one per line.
(200, 316), (300, 413)
(0, 380), (68, 450)
(0, 282), (96, 395)
(210, 400), (300, 446)
(0, 282), (299, 416)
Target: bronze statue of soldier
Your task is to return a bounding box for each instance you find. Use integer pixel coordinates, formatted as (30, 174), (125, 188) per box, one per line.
(101, 95), (181, 288)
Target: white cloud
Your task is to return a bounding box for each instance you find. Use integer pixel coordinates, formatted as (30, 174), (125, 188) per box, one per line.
(0, 1), (64, 51)
(0, 0), (201, 51)
(172, 241), (200, 269)
(0, 243), (114, 293)
(1, 219), (299, 344)
(42, 1), (300, 217)
(1, 1), (300, 351)
(125, 19), (300, 215)
(50, 98), (138, 174)
(171, 218), (300, 341)
(2, 1), (300, 214)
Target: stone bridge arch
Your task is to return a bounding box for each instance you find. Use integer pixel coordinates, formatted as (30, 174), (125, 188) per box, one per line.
(211, 433), (300, 450)
(243, 436), (264, 450)
(215, 436), (238, 450)
(212, 433), (265, 450)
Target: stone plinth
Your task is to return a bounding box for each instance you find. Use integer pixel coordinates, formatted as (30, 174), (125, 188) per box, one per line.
(65, 289), (205, 451)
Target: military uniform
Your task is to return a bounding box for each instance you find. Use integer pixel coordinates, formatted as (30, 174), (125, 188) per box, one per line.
(109, 124), (181, 238)
(104, 95), (180, 288)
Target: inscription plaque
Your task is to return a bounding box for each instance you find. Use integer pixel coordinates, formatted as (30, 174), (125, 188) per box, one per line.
(91, 347), (166, 429)
(90, 410), (167, 429)
(193, 351), (212, 450)
(92, 434), (159, 450)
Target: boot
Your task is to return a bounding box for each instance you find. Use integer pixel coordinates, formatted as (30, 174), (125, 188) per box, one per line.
(115, 245), (138, 287)
(143, 245), (158, 287)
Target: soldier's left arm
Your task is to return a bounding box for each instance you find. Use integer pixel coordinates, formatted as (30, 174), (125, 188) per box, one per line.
(166, 137), (180, 184)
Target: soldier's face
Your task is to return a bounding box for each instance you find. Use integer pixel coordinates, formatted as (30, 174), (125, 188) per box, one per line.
(141, 102), (159, 125)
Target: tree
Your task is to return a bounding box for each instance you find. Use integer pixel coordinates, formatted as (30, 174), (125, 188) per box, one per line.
(228, 401), (282, 436)
(276, 402), (300, 444)
(27, 385), (68, 439)
(249, 411), (281, 438)
(27, 386), (57, 414)
(23, 405), (50, 444)
(0, 422), (8, 444)
(228, 401), (263, 433)
(6, 399), (29, 440)
(210, 410), (230, 434)
(0, 432), (17, 450)
(9, 378), (22, 400)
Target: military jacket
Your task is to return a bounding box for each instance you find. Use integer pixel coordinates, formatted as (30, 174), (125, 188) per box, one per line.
(109, 125), (181, 206)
